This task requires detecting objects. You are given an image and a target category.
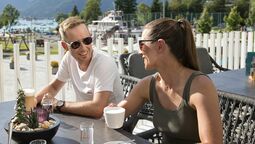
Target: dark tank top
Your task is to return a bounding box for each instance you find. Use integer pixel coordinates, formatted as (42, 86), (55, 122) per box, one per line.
(149, 72), (206, 143)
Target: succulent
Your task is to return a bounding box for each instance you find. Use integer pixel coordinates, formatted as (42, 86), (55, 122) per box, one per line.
(15, 89), (39, 129)
(15, 89), (27, 124)
(26, 109), (39, 129)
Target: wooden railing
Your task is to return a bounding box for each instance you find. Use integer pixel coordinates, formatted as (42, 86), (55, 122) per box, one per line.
(1, 31), (255, 102)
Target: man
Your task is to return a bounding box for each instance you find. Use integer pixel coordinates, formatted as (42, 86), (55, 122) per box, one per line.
(35, 16), (123, 118)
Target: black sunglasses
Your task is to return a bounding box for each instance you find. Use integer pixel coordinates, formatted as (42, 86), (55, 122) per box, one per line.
(139, 39), (156, 49)
(68, 37), (92, 49)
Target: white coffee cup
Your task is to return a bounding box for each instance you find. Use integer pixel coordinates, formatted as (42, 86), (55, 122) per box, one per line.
(103, 107), (125, 129)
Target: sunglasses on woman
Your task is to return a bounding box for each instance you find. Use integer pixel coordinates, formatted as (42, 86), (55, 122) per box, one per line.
(67, 36), (92, 49)
(139, 39), (156, 50)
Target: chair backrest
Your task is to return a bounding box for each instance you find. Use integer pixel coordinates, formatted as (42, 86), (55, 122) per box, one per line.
(128, 52), (157, 78)
(119, 53), (130, 75)
(196, 47), (214, 74)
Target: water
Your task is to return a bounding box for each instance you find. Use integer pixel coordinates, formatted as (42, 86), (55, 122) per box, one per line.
(0, 18), (58, 33)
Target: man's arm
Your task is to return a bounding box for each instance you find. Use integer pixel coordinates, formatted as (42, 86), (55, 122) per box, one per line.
(35, 79), (65, 103)
(59, 91), (111, 119)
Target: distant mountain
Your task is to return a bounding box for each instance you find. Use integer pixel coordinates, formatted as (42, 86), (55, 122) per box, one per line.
(0, 0), (154, 19)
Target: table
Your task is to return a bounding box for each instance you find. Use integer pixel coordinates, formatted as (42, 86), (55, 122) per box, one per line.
(0, 101), (151, 144)
(209, 69), (255, 99)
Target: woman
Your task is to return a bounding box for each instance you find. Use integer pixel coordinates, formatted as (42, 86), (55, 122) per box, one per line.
(118, 18), (223, 143)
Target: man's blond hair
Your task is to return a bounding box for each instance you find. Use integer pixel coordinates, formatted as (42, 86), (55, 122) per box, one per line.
(58, 16), (85, 41)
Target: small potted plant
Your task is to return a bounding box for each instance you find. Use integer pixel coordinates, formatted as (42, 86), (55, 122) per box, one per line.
(50, 60), (59, 75)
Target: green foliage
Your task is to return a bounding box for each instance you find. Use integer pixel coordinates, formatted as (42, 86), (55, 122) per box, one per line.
(182, 0), (203, 12)
(247, 0), (255, 26)
(205, 0), (226, 12)
(26, 110), (39, 129)
(224, 6), (242, 31)
(0, 4), (20, 29)
(55, 13), (68, 24)
(114, 0), (137, 14)
(151, 0), (161, 13)
(80, 0), (101, 24)
(169, 0), (185, 12)
(50, 60), (59, 68)
(196, 8), (213, 33)
(233, 0), (250, 19)
(136, 3), (151, 25)
(15, 89), (26, 124)
(70, 5), (79, 17)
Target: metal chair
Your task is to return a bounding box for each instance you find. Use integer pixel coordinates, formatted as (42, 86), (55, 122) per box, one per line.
(119, 52), (157, 78)
(218, 90), (255, 144)
(196, 47), (229, 74)
(120, 74), (162, 143)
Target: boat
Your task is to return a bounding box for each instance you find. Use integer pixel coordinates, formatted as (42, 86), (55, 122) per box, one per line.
(88, 10), (142, 44)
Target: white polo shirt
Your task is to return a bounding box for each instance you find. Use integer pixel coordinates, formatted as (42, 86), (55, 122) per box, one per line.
(56, 49), (123, 103)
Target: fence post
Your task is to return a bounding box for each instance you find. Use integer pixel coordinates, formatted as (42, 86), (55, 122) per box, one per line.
(234, 31), (240, 69)
(222, 33), (228, 68)
(58, 41), (66, 100)
(228, 31), (234, 70)
(209, 33), (216, 59)
(248, 32), (253, 52)
(44, 41), (51, 84)
(128, 37), (134, 53)
(96, 38), (102, 50)
(14, 44), (20, 95)
(203, 33), (209, 50)
(216, 33), (222, 65)
(29, 42), (36, 89)
(196, 33), (202, 47)
(241, 32), (247, 68)
(107, 38), (113, 56)
(0, 45), (4, 102)
(118, 38), (124, 55)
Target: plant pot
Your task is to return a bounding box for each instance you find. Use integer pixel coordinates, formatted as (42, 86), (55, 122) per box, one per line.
(10, 62), (14, 69)
(26, 53), (38, 60)
(52, 67), (58, 75)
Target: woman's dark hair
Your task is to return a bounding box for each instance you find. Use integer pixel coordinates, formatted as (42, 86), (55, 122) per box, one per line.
(144, 18), (199, 71)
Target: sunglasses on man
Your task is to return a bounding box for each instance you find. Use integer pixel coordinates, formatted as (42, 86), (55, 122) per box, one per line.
(67, 36), (93, 49)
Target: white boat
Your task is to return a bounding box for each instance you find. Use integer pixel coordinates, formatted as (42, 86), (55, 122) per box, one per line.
(88, 10), (142, 44)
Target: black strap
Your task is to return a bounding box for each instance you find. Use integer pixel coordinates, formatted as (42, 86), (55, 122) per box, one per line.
(149, 76), (156, 104)
(183, 71), (208, 102)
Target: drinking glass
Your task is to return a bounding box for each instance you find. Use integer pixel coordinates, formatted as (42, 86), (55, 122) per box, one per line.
(80, 122), (94, 144)
(29, 139), (47, 144)
(41, 93), (54, 114)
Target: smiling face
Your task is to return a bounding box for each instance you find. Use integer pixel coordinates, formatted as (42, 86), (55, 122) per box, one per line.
(139, 29), (158, 70)
(65, 24), (93, 65)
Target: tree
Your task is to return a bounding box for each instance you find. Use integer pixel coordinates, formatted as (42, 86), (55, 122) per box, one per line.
(183, 0), (203, 13)
(233, 0), (250, 19)
(80, 0), (101, 24)
(196, 7), (213, 33)
(247, 0), (255, 27)
(55, 13), (68, 24)
(70, 5), (79, 16)
(0, 4), (20, 30)
(169, 0), (185, 13)
(114, 0), (137, 14)
(224, 6), (243, 31)
(151, 0), (161, 13)
(136, 3), (151, 25)
(205, 0), (226, 12)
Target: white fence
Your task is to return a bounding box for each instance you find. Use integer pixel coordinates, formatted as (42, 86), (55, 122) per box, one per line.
(0, 31), (255, 102)
(196, 31), (255, 70)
